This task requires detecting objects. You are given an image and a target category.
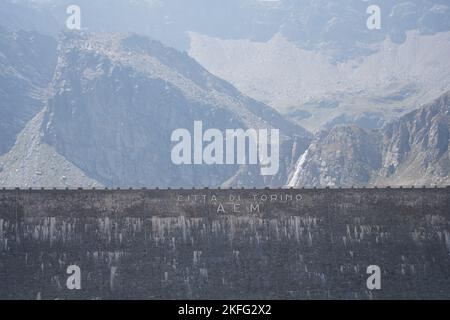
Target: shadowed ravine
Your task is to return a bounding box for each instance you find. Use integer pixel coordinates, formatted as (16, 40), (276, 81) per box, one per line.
(0, 188), (450, 300)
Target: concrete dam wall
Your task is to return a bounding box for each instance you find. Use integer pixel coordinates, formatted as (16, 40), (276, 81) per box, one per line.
(1, 187), (450, 300)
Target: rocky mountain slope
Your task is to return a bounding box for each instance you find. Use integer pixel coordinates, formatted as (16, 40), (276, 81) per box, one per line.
(0, 26), (56, 155)
(184, 0), (450, 131)
(1, 1), (450, 188)
(288, 91), (450, 187)
(1, 31), (311, 188)
(0, 110), (102, 188)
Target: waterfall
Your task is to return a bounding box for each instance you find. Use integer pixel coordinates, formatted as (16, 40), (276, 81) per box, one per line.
(287, 149), (309, 187)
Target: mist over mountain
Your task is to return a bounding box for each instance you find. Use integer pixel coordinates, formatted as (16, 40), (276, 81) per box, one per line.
(9, 0), (448, 132)
(189, 30), (450, 132)
(14, 0), (450, 52)
(0, 0), (58, 36)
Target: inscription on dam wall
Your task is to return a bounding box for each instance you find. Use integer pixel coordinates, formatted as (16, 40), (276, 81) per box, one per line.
(0, 188), (450, 299)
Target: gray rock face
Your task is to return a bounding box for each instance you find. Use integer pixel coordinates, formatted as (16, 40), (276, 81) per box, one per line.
(288, 125), (382, 187)
(377, 92), (450, 186)
(1, 0), (449, 189)
(289, 91), (450, 187)
(40, 32), (310, 188)
(325, 112), (386, 131)
(0, 27), (57, 155)
(0, 110), (102, 188)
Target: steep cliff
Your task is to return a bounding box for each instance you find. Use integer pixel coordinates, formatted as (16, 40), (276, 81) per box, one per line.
(288, 125), (381, 187)
(376, 92), (450, 186)
(0, 27), (57, 155)
(289, 91), (450, 187)
(13, 32), (310, 188)
(0, 111), (102, 188)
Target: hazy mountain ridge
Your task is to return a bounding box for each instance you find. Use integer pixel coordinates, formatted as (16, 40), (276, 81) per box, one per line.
(14, 0), (450, 53)
(188, 30), (450, 132)
(5, 0), (450, 133)
(0, 31), (311, 188)
(288, 91), (450, 187)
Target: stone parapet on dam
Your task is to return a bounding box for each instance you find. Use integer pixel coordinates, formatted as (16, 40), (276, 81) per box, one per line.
(0, 188), (450, 299)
